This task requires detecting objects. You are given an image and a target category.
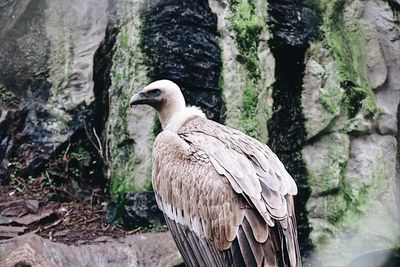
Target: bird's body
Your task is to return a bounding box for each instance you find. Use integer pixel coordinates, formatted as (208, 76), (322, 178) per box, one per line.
(130, 80), (302, 267)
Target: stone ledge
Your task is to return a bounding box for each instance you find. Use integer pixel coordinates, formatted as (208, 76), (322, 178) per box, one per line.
(0, 232), (183, 267)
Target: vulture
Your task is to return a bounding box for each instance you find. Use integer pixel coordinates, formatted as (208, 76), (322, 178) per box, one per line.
(129, 80), (302, 267)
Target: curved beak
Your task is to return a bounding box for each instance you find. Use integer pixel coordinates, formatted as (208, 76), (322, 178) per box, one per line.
(129, 91), (163, 109)
(129, 92), (145, 107)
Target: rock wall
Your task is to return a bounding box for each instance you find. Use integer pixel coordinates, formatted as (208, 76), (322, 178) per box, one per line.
(0, 233), (183, 267)
(301, 0), (400, 266)
(1, 0), (399, 266)
(106, 0), (152, 193)
(0, 0), (110, 185)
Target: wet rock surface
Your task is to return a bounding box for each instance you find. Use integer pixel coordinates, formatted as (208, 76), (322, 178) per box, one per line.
(1, 0), (400, 266)
(0, 0), (112, 179)
(141, 0), (224, 122)
(268, 0), (320, 47)
(267, 0), (320, 257)
(347, 248), (400, 267)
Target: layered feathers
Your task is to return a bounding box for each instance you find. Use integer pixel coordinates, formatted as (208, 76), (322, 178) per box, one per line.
(130, 80), (301, 267)
(152, 117), (301, 267)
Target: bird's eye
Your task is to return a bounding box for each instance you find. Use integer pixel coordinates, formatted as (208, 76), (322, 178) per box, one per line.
(147, 89), (161, 97)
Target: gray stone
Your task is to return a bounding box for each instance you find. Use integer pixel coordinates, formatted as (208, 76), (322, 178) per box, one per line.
(209, 0), (274, 142)
(302, 43), (343, 140)
(344, 134), (397, 199)
(0, 0), (111, 176)
(0, 232), (183, 267)
(303, 132), (349, 196)
(303, 1), (400, 266)
(122, 191), (165, 229)
(363, 0), (400, 121)
(108, 0), (152, 190)
(377, 113), (398, 135)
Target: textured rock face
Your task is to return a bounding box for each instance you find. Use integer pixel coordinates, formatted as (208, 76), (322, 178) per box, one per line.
(0, 0), (110, 179)
(209, 0), (274, 141)
(142, 0), (223, 122)
(1, 0), (400, 266)
(267, 0), (320, 257)
(301, 0), (400, 266)
(0, 233), (183, 267)
(108, 0), (224, 192)
(107, 0), (152, 193)
(121, 191), (165, 229)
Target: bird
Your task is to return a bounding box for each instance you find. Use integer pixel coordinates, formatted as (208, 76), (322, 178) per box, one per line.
(129, 79), (302, 267)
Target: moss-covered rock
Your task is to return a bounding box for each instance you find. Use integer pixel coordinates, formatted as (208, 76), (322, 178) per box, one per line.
(0, 0), (110, 179)
(217, 0), (272, 141)
(302, 1), (400, 265)
(303, 132), (349, 196)
(0, 83), (19, 109)
(302, 42), (344, 139)
(107, 0), (152, 194)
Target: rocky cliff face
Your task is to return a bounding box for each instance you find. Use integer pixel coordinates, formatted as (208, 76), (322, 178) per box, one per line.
(0, 0), (399, 266)
(301, 1), (400, 266)
(0, 0), (111, 187)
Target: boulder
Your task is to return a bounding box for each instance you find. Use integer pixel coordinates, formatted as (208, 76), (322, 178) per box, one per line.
(0, 232), (183, 267)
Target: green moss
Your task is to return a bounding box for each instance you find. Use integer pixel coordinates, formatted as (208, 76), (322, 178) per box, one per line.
(111, 169), (136, 194)
(230, 0), (262, 81)
(327, 159), (389, 226)
(119, 32), (129, 48)
(0, 83), (19, 108)
(319, 87), (343, 116)
(239, 83), (260, 137)
(325, 197), (348, 225)
(108, 23), (139, 196)
(343, 86), (378, 118)
(316, 0), (380, 124)
(142, 175), (153, 191)
(229, 0), (263, 138)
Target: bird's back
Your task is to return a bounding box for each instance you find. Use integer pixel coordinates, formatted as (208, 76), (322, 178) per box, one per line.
(152, 116), (301, 267)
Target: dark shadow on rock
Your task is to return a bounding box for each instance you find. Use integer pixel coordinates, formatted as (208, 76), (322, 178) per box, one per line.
(267, 0), (321, 260)
(122, 191), (165, 229)
(141, 0), (224, 123)
(106, 191), (165, 230)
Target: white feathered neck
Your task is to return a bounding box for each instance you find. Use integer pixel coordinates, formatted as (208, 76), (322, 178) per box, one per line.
(160, 106), (205, 133)
(140, 80), (206, 132)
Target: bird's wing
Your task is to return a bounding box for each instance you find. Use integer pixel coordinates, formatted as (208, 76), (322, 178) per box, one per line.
(177, 116), (301, 267)
(152, 130), (289, 267)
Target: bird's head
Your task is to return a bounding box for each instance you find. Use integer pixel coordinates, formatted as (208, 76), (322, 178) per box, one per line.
(130, 79), (187, 130)
(129, 79), (185, 111)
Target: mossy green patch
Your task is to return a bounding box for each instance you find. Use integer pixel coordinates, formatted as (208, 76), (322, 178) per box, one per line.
(318, 86), (343, 116)
(0, 83), (19, 108)
(304, 133), (349, 199)
(239, 83), (260, 137)
(230, 1), (263, 81)
(111, 169), (136, 194)
(229, 0), (263, 138)
(108, 22), (144, 195)
(327, 155), (389, 227)
(343, 85), (377, 119)
(119, 32), (129, 48)
(318, 0), (379, 121)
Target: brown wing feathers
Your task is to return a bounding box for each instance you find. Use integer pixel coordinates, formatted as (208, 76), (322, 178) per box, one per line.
(153, 118), (301, 267)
